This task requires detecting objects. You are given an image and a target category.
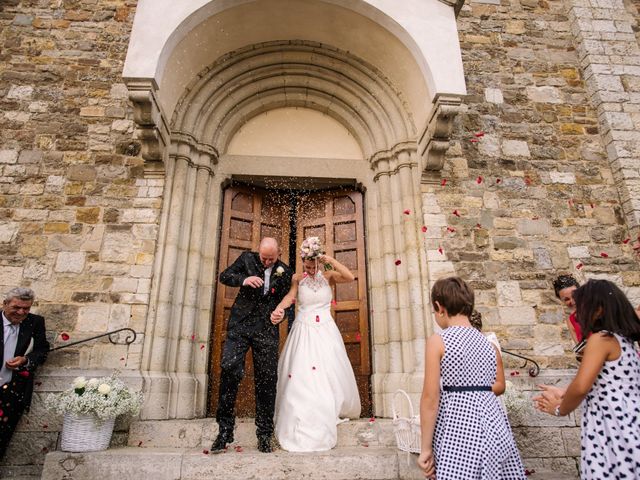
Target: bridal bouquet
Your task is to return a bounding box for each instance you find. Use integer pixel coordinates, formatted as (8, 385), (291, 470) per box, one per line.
(46, 372), (144, 420)
(300, 236), (324, 260)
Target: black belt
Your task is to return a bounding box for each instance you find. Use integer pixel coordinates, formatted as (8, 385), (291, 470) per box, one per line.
(443, 385), (492, 392)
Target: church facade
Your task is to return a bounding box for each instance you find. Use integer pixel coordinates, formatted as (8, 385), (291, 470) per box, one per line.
(1, 0), (639, 474)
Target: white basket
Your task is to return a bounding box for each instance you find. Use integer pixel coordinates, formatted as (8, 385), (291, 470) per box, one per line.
(392, 389), (421, 454)
(60, 413), (115, 452)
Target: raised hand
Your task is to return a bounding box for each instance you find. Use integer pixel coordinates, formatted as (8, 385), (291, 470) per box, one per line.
(243, 276), (264, 288)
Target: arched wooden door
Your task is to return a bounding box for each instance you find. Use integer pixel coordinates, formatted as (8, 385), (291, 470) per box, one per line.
(209, 184), (371, 417)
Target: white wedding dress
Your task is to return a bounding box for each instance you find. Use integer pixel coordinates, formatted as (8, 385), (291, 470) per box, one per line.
(275, 272), (361, 452)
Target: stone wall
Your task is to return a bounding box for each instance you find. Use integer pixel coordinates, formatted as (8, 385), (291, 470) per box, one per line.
(0, 0), (151, 370)
(426, 0), (640, 372)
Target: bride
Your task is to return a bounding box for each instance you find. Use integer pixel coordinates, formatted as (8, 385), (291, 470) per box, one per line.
(270, 236), (361, 452)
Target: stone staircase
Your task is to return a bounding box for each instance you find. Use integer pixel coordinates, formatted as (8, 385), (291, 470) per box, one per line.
(38, 418), (579, 480)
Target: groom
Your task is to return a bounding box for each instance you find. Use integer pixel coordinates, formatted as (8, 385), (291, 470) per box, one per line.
(212, 237), (293, 453)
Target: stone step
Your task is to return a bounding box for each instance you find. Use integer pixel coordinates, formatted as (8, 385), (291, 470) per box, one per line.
(127, 418), (392, 449)
(42, 446), (401, 480)
(41, 446), (579, 480)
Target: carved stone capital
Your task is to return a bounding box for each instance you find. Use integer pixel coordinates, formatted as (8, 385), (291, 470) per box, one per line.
(418, 94), (463, 174)
(125, 78), (170, 162)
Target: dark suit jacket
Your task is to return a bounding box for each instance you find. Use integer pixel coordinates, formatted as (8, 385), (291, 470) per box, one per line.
(220, 252), (293, 332)
(1, 313), (49, 411)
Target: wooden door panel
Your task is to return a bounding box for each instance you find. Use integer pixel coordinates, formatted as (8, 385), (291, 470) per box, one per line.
(210, 185), (290, 417)
(296, 190), (371, 416)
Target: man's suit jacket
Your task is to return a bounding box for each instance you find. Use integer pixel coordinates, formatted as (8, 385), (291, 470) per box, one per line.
(0, 313), (49, 411)
(219, 251), (293, 332)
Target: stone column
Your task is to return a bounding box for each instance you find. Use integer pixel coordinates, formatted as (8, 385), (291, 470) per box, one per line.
(140, 140), (216, 419)
(371, 146), (427, 416)
(569, 0), (640, 232)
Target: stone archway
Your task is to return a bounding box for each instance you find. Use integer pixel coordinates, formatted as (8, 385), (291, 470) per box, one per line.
(124, 1), (467, 420)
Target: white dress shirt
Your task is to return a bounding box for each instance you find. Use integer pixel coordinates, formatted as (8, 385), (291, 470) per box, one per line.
(1, 312), (19, 386)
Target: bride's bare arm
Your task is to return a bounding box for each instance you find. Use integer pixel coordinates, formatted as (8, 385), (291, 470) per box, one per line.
(271, 275), (300, 324)
(318, 254), (354, 284)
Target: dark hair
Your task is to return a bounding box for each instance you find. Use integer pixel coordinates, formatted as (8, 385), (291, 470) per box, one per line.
(553, 274), (579, 298)
(469, 310), (483, 330)
(431, 277), (474, 317)
(573, 279), (640, 341)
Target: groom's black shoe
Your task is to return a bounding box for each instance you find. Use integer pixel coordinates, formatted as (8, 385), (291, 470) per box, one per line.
(211, 432), (233, 453)
(257, 436), (274, 453)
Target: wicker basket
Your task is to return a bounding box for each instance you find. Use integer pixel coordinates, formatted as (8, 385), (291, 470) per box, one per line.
(392, 389), (421, 454)
(60, 413), (115, 452)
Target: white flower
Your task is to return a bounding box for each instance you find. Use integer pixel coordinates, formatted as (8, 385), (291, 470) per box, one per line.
(98, 384), (111, 395)
(46, 372), (144, 420)
(275, 266), (284, 276)
(73, 376), (87, 389)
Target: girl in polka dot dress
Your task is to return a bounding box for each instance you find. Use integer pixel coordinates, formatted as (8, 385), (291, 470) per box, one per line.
(534, 279), (640, 479)
(418, 277), (526, 480)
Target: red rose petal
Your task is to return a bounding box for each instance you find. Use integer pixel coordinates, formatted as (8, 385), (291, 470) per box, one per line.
(42, 447), (49, 453)
(202, 449), (209, 455)
(331, 299), (336, 305)
(470, 138), (479, 143)
(568, 199), (574, 207)
(421, 226), (427, 233)
(576, 263), (584, 270)
(600, 252), (609, 258)
(590, 203), (595, 208)
(441, 178), (447, 187)
(438, 247), (444, 255)
(394, 259), (401, 266)
(452, 210), (460, 217)
(496, 178), (502, 184)
(18, 370), (30, 378)
(316, 315), (320, 322)
(138, 441), (143, 447)
(403, 209), (411, 215)
(0, 409), (3, 417)
(60, 332), (70, 341)
(271, 288), (275, 294)
(234, 445), (243, 453)
(447, 226), (456, 233)
(120, 357), (125, 361)
(369, 417), (375, 422)
(355, 332), (362, 341)
(312, 366), (316, 370)
(623, 238), (631, 244)
(35, 381), (42, 386)
(362, 443), (369, 447)
(524, 177), (532, 185)
(42, 424), (48, 429)
(190, 334), (195, 342)
(200, 344), (205, 350)
(475, 131), (485, 137)
(288, 374), (292, 378)
(476, 176), (483, 184)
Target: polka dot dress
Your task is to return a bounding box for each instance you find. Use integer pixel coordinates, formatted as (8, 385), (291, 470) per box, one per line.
(434, 327), (525, 480)
(581, 333), (640, 479)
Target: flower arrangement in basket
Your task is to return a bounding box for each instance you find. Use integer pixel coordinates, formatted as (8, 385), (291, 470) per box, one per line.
(46, 372), (143, 452)
(502, 380), (529, 424)
(392, 389), (421, 454)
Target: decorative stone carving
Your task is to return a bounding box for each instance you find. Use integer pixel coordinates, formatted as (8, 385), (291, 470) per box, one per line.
(125, 79), (170, 162)
(418, 94), (463, 175)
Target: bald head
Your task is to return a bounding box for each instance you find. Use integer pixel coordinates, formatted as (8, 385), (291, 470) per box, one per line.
(258, 237), (279, 268)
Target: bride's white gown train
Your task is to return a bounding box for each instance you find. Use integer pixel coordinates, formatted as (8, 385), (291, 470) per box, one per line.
(275, 272), (361, 452)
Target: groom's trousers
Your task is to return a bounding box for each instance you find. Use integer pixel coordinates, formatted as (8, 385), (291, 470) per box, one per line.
(216, 323), (279, 440)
